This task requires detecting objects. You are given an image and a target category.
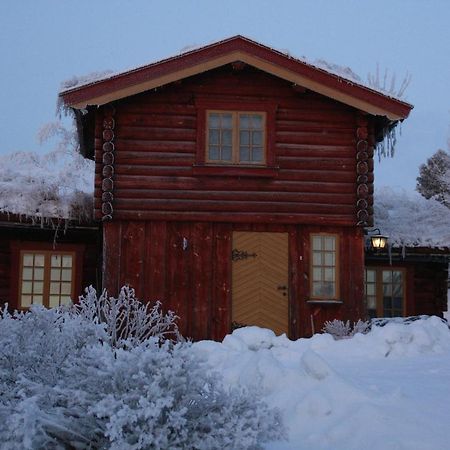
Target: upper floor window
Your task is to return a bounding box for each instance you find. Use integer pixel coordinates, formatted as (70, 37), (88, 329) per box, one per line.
(206, 111), (266, 165)
(310, 234), (339, 299)
(19, 250), (76, 309)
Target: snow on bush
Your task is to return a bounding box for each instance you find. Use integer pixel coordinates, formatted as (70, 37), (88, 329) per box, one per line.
(74, 286), (182, 348)
(322, 319), (370, 339)
(0, 294), (283, 450)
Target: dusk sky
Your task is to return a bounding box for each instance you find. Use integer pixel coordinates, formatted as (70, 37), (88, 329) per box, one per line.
(1, 0), (449, 191)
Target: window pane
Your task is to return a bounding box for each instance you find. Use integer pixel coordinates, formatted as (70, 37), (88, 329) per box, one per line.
(366, 284), (375, 295)
(252, 131), (263, 145)
(324, 268), (334, 282)
(208, 113), (220, 128)
(324, 253), (335, 266)
(61, 269), (72, 282)
(60, 296), (72, 306)
(367, 296), (376, 309)
(240, 147), (250, 161)
(239, 114), (250, 129)
(324, 237), (335, 251)
(209, 129), (219, 145)
(34, 268), (44, 281)
(221, 114), (232, 128)
(240, 131), (250, 145)
(49, 296), (60, 308)
(51, 269), (61, 281)
(392, 271), (402, 283)
(313, 267), (322, 281)
(383, 284), (392, 296)
(23, 254), (34, 266)
(366, 269), (376, 283)
(252, 147), (263, 162)
(34, 282), (44, 294)
(312, 236), (322, 250)
(51, 255), (62, 267)
(22, 267), (33, 280)
(222, 130), (232, 145)
(208, 146), (219, 160)
(32, 295), (43, 305)
(22, 281), (32, 294)
(382, 271), (392, 282)
(34, 255), (45, 267)
(62, 255), (73, 268)
(221, 146), (232, 161)
(312, 251), (322, 265)
(61, 282), (72, 295)
(50, 282), (60, 294)
(21, 295), (32, 307)
(251, 114), (263, 129)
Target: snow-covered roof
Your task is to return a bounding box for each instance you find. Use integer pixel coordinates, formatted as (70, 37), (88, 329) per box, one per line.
(0, 150), (94, 222)
(60, 36), (412, 121)
(374, 187), (450, 248)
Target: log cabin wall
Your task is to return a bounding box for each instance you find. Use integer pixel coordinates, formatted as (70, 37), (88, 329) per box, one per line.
(365, 258), (448, 318)
(95, 64), (373, 340)
(0, 224), (101, 310)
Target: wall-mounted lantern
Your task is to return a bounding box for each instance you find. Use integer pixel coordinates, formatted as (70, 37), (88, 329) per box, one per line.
(366, 228), (389, 250)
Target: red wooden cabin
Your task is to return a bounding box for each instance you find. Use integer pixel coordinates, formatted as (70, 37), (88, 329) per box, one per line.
(60, 36), (413, 340)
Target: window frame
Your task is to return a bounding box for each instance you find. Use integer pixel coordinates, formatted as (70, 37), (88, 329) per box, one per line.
(10, 241), (85, 310)
(195, 98), (277, 170)
(205, 110), (267, 165)
(309, 233), (340, 301)
(364, 266), (406, 318)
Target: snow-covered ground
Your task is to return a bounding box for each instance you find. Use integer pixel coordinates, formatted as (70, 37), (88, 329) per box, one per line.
(195, 319), (450, 450)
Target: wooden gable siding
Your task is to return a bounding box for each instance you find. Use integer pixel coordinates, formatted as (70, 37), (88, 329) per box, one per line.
(103, 220), (365, 340)
(94, 65), (372, 226)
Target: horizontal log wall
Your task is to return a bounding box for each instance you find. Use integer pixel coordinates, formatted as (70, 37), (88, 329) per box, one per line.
(103, 220), (365, 340)
(94, 65), (368, 226)
(365, 260), (448, 318)
(0, 227), (100, 309)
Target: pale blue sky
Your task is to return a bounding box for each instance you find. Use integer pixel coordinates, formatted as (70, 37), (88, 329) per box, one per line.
(1, 0), (449, 190)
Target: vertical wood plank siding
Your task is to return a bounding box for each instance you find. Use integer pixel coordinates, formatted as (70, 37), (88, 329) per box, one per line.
(94, 65), (362, 225)
(102, 221), (368, 340)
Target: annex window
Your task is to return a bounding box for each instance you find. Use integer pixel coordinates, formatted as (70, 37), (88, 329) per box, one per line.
(364, 268), (405, 318)
(19, 251), (76, 309)
(206, 111), (266, 165)
(310, 234), (339, 299)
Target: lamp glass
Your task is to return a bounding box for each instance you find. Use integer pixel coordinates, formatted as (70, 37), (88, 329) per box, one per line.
(371, 235), (387, 249)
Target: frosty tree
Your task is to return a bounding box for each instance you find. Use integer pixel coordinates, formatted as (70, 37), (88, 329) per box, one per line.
(416, 148), (450, 208)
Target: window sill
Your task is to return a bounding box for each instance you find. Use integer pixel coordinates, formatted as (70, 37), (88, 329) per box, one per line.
(192, 165), (279, 178)
(306, 299), (343, 305)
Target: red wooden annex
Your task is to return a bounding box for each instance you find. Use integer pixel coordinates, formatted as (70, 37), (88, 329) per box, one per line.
(60, 36), (413, 340)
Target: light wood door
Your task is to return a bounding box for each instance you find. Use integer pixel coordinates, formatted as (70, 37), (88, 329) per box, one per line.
(232, 232), (289, 335)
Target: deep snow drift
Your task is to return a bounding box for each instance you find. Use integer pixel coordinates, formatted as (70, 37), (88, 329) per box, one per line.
(194, 318), (450, 450)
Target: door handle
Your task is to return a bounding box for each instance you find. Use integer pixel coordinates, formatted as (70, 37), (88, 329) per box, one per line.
(277, 285), (287, 291)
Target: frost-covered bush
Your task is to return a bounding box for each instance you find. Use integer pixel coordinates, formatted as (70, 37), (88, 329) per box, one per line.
(0, 291), (283, 449)
(323, 319), (371, 340)
(73, 285), (181, 348)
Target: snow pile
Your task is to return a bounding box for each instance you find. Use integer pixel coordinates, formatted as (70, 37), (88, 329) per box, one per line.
(0, 149), (94, 221)
(195, 319), (450, 450)
(374, 186), (450, 248)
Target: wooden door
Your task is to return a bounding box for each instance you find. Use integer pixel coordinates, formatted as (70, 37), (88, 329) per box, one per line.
(232, 232), (289, 335)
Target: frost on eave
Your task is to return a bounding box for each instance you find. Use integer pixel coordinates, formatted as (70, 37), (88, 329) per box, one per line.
(374, 186), (450, 249)
(0, 150), (94, 224)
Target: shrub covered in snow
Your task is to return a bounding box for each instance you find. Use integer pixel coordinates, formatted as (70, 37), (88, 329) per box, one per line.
(73, 285), (182, 348)
(322, 319), (371, 340)
(0, 293), (283, 449)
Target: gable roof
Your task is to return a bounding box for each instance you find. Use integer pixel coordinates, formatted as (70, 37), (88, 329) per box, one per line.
(60, 35), (412, 121)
